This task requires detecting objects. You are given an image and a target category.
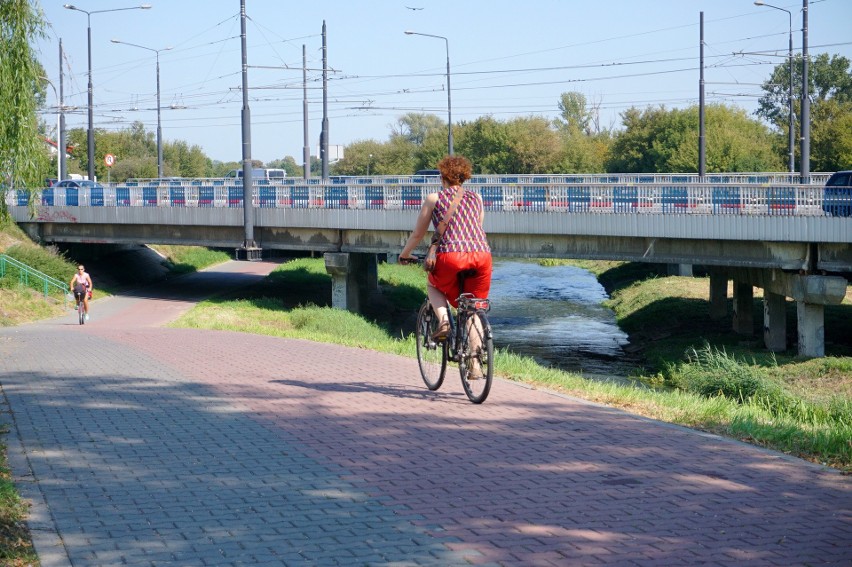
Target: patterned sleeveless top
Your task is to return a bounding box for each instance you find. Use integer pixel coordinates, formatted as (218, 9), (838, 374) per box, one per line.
(432, 186), (490, 253)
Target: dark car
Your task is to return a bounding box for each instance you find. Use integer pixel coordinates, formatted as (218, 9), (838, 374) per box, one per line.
(414, 169), (440, 176)
(823, 170), (852, 217)
(55, 179), (104, 190)
(54, 179), (105, 206)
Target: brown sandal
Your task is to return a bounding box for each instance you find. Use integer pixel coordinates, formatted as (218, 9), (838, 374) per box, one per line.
(431, 320), (450, 341)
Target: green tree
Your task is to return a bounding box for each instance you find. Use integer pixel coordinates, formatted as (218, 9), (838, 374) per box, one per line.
(556, 91), (593, 134)
(758, 53), (852, 129)
(607, 104), (780, 173)
(266, 156), (302, 177)
(605, 107), (660, 172)
(810, 99), (852, 171)
(209, 160), (241, 177)
(0, 0), (47, 210)
(331, 139), (384, 175)
(456, 116), (511, 173)
(163, 140), (209, 178)
(381, 135), (418, 174)
(559, 130), (611, 173)
(757, 53), (852, 168)
(455, 116), (562, 174)
(392, 112), (446, 146)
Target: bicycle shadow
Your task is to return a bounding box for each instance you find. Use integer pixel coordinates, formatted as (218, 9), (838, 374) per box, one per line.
(269, 378), (473, 404)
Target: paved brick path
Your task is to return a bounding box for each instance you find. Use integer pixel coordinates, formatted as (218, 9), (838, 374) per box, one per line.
(1, 261), (849, 566)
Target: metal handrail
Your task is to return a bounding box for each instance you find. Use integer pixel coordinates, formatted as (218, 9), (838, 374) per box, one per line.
(0, 254), (70, 306)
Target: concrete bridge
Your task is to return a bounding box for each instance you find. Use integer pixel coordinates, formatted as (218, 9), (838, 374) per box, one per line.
(6, 175), (851, 357)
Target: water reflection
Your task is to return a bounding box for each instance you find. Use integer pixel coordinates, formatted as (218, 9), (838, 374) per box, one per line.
(488, 260), (637, 379)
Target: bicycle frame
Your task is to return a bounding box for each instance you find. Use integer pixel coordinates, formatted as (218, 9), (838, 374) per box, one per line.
(408, 256), (494, 403)
(444, 294), (491, 363)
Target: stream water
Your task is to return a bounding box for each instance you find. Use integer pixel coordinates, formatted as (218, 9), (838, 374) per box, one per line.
(487, 260), (639, 381)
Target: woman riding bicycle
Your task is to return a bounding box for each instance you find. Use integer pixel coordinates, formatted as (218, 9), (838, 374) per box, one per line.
(399, 155), (492, 351)
(70, 264), (93, 321)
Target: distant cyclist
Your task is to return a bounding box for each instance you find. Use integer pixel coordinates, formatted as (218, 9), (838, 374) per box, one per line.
(70, 264), (93, 321)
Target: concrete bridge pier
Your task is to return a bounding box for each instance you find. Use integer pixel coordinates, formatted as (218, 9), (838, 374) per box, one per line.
(733, 282), (754, 335)
(763, 292), (787, 352)
(797, 302), (826, 358)
(722, 268), (846, 358)
(324, 252), (378, 313)
(709, 270), (728, 320)
(667, 263), (693, 277)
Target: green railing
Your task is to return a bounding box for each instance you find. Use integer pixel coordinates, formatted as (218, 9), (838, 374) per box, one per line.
(0, 254), (70, 306)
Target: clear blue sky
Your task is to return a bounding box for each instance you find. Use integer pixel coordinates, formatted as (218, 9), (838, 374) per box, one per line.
(36, 0), (852, 165)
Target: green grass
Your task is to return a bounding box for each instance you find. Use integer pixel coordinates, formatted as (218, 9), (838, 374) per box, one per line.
(149, 245), (231, 275)
(171, 257), (852, 471)
(0, 428), (38, 566)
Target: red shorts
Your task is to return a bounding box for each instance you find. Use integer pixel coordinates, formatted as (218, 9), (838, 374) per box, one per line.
(427, 251), (492, 308)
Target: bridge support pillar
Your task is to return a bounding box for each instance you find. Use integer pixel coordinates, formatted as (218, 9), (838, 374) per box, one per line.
(324, 252), (378, 313)
(709, 271), (728, 320)
(732, 282), (754, 335)
(763, 292), (787, 352)
(667, 263), (693, 277)
(721, 268), (846, 358)
(797, 302), (825, 358)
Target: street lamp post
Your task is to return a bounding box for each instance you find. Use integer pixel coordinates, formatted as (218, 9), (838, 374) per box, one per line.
(39, 77), (61, 183)
(405, 30), (453, 155)
(63, 3), (152, 181)
(800, 0), (809, 183)
(111, 39), (172, 178)
(755, 0), (795, 173)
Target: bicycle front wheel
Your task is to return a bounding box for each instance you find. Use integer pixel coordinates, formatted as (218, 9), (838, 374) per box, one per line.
(78, 300), (85, 325)
(415, 301), (447, 390)
(459, 311), (493, 404)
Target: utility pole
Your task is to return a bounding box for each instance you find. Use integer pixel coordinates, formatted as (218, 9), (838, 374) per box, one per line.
(320, 21), (329, 179)
(238, 0), (259, 260)
(800, 0), (810, 183)
(303, 44), (310, 180)
(59, 39), (67, 180)
(698, 12), (706, 179)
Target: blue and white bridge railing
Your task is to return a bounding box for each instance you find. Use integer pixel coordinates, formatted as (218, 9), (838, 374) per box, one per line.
(6, 178), (851, 217)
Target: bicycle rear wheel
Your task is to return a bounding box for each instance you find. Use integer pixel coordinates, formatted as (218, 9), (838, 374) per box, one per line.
(415, 301), (446, 390)
(459, 311), (493, 404)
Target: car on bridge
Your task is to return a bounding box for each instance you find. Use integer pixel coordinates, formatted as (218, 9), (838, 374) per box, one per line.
(45, 179), (105, 206)
(823, 170), (852, 217)
(55, 179), (103, 190)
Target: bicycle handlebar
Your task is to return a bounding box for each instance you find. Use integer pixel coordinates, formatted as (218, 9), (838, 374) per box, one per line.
(398, 254), (424, 266)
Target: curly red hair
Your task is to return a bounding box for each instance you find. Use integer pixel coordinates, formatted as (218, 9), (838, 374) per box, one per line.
(437, 155), (473, 186)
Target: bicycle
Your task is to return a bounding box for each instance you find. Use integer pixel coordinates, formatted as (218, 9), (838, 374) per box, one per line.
(401, 257), (494, 403)
(73, 290), (86, 325)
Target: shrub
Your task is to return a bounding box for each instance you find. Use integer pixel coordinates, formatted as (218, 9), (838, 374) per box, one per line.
(669, 343), (781, 403)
